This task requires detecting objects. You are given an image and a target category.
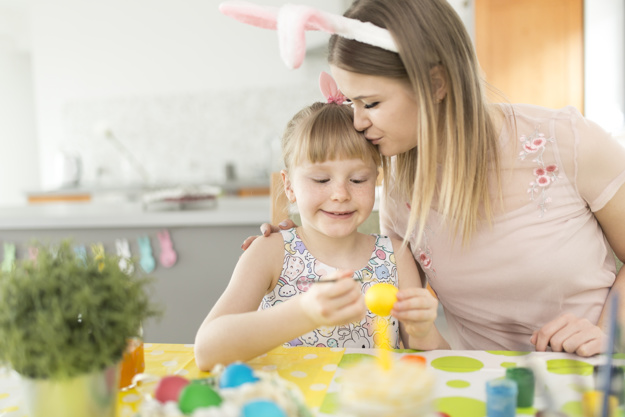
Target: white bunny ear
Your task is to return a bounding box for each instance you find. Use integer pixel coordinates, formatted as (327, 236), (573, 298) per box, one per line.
(219, 1), (398, 70)
(218, 0), (279, 30)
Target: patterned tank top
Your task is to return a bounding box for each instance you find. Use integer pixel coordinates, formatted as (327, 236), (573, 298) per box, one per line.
(260, 228), (401, 349)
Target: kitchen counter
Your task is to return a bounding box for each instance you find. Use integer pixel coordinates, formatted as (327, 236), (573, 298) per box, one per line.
(0, 196), (271, 230)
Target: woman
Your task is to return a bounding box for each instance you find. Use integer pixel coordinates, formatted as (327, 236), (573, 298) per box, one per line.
(237, 0), (625, 356)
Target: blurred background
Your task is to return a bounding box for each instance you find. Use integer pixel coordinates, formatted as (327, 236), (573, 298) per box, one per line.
(0, 0), (623, 207)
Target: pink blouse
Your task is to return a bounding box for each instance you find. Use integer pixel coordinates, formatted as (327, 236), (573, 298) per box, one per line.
(380, 104), (625, 351)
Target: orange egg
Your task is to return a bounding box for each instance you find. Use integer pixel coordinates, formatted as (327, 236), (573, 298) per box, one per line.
(401, 354), (427, 366)
(365, 283), (398, 316)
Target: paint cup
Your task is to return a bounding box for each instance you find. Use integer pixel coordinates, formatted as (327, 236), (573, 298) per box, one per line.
(506, 367), (535, 407)
(593, 365), (624, 404)
(486, 378), (517, 417)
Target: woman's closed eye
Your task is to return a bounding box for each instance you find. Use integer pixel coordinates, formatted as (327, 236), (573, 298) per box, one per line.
(344, 99), (379, 110)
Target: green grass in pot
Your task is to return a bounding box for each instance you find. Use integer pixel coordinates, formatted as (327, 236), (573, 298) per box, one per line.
(0, 240), (162, 380)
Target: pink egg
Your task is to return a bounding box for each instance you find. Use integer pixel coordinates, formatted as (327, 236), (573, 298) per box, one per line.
(154, 375), (190, 403)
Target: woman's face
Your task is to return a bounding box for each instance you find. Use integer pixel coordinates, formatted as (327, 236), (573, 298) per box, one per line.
(330, 66), (420, 157)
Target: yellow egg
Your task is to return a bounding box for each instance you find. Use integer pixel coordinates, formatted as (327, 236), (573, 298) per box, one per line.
(365, 283), (398, 316)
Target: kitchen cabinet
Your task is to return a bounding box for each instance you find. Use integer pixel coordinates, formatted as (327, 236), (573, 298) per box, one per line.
(0, 197), (270, 343)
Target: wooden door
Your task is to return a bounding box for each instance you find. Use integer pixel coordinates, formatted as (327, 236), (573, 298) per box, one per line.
(474, 0), (584, 113)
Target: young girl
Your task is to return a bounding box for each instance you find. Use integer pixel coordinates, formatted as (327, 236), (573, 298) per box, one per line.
(194, 75), (442, 371)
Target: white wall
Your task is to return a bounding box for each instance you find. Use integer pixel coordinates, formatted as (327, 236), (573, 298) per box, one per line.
(584, 0), (625, 137)
(29, 0), (345, 191)
(0, 5), (39, 206)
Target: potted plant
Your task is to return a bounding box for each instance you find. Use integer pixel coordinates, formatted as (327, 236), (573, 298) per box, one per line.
(0, 240), (162, 417)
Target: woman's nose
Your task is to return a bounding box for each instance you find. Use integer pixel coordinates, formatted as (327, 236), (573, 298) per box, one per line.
(353, 108), (371, 132)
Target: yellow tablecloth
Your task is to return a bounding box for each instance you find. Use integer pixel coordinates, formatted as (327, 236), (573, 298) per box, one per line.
(0, 343), (617, 417)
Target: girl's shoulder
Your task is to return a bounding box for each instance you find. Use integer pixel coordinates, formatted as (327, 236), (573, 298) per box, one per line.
(244, 230), (289, 262)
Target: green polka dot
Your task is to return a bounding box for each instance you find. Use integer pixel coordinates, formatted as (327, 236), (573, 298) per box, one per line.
(431, 356), (484, 373)
(561, 399), (583, 417)
(486, 350), (530, 357)
(338, 353), (376, 369)
(319, 392), (340, 414)
(446, 379), (470, 388)
(500, 362), (517, 368)
(436, 396), (486, 416)
(546, 359), (593, 376)
(518, 406), (537, 415)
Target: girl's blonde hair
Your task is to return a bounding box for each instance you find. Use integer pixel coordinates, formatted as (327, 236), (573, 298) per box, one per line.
(328, 0), (501, 246)
(282, 102), (381, 170)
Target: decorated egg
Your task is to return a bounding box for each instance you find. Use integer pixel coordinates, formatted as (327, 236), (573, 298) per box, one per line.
(219, 363), (259, 389)
(242, 399), (287, 417)
(154, 375), (190, 403)
(365, 283), (398, 316)
(401, 354), (427, 366)
(178, 383), (222, 414)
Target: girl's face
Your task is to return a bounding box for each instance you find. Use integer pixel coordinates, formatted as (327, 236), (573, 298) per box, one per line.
(283, 157), (378, 239)
(330, 66), (420, 157)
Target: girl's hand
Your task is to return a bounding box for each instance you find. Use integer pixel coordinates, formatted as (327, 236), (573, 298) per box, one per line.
(299, 270), (367, 327)
(530, 313), (607, 357)
(241, 219), (298, 250)
(392, 288), (438, 339)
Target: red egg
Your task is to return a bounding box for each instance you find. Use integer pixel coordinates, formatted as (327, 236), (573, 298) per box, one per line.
(154, 375), (190, 403)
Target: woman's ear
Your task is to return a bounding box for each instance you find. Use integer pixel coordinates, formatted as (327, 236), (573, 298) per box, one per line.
(281, 169), (296, 203)
(430, 65), (448, 103)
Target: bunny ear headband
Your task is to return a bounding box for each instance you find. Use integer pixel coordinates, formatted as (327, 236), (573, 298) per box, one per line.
(218, 0), (398, 69)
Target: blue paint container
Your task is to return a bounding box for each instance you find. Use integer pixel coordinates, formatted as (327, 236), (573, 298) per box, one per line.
(486, 378), (518, 417)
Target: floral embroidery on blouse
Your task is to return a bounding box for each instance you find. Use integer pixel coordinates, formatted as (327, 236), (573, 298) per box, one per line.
(519, 128), (560, 217)
(406, 203), (437, 278)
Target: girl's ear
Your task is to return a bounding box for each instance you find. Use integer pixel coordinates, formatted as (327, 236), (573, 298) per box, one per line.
(281, 169), (296, 203)
(430, 65), (448, 103)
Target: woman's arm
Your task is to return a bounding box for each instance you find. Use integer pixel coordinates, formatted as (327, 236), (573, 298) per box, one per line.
(594, 183), (625, 330)
(391, 240), (451, 350)
(194, 235), (366, 370)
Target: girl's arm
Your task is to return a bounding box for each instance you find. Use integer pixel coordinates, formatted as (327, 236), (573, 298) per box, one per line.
(194, 235), (366, 370)
(391, 240), (451, 350)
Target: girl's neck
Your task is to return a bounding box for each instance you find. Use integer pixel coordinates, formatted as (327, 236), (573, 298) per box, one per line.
(296, 226), (375, 271)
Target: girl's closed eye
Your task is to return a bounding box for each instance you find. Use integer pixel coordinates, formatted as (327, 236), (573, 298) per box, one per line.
(364, 102), (379, 109)
(312, 177), (330, 184)
(350, 177), (369, 184)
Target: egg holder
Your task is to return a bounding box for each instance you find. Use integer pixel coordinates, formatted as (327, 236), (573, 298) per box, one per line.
(135, 362), (313, 417)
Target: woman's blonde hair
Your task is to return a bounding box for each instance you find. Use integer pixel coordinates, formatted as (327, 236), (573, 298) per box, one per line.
(328, 0), (501, 246)
(282, 102), (381, 170)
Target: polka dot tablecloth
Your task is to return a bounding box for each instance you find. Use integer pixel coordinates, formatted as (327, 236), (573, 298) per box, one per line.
(0, 344), (617, 416)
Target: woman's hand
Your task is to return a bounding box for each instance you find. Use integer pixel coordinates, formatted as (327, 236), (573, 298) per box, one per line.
(298, 270), (367, 327)
(392, 288), (439, 340)
(241, 219), (298, 250)
(530, 313), (607, 357)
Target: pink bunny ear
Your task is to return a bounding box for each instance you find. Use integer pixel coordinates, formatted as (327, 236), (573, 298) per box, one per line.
(218, 0), (279, 30)
(219, 1), (398, 70)
(319, 71), (345, 104)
